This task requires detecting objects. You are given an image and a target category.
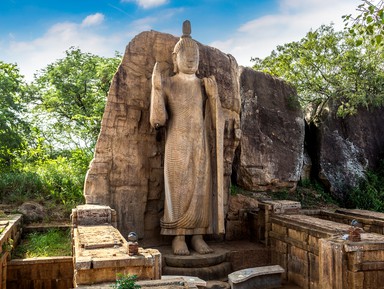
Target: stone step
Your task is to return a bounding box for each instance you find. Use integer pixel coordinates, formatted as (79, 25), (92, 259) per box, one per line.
(164, 248), (228, 268)
(228, 265), (284, 289)
(163, 261), (232, 281)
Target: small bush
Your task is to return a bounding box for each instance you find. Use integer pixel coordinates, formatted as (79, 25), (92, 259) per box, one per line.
(346, 161), (384, 212)
(111, 274), (141, 289)
(0, 171), (46, 204)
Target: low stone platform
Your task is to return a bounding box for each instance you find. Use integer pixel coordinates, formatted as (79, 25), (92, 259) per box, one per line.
(73, 224), (161, 285)
(270, 212), (384, 289)
(72, 205), (161, 286)
(309, 208), (384, 235)
(228, 265), (284, 289)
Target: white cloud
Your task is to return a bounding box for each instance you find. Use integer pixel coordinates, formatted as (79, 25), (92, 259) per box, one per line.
(211, 0), (361, 67)
(121, 0), (168, 9)
(81, 13), (105, 27)
(3, 15), (125, 82)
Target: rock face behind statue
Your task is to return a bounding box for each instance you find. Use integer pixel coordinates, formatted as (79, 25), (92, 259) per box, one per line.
(233, 67), (305, 192)
(314, 101), (384, 201)
(84, 30), (241, 239)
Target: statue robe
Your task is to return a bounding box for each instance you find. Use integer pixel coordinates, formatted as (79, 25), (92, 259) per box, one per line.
(150, 71), (224, 235)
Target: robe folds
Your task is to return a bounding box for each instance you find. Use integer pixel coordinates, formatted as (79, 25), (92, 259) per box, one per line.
(150, 68), (224, 236)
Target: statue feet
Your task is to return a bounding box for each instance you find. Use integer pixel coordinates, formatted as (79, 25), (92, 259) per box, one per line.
(172, 235), (190, 255)
(191, 235), (213, 254)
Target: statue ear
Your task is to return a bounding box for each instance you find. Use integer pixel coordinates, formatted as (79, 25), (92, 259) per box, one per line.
(172, 53), (178, 73)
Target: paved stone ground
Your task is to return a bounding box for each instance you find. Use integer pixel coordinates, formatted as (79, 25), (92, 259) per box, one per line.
(282, 282), (301, 289)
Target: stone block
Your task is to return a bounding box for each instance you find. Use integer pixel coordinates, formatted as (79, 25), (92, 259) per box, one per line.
(308, 253), (319, 289)
(271, 223), (287, 236)
(228, 265), (284, 289)
(289, 228), (308, 244)
(270, 239), (287, 279)
(346, 271), (364, 289)
(288, 246), (308, 289)
(74, 204), (113, 226)
(262, 200), (301, 214)
(363, 270), (384, 289)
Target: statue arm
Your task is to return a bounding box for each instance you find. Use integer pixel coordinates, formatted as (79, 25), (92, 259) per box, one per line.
(150, 62), (168, 129)
(203, 76), (221, 127)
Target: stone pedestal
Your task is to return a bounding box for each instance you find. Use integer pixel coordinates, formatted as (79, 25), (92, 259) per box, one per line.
(162, 248), (231, 281)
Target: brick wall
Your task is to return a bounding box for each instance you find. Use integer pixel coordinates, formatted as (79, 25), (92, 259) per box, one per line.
(7, 257), (73, 289)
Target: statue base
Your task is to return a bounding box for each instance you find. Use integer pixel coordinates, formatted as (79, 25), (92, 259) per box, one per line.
(162, 248), (231, 281)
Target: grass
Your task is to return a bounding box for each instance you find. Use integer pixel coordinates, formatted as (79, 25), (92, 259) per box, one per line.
(230, 179), (339, 210)
(268, 180), (338, 209)
(12, 228), (72, 258)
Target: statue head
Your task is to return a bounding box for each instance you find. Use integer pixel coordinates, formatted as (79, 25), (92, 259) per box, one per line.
(173, 20), (199, 74)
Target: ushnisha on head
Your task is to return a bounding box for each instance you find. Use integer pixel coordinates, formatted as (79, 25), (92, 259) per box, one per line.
(172, 20), (199, 74)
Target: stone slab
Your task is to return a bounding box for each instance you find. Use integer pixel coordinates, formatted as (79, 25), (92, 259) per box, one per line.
(273, 214), (351, 236)
(77, 225), (124, 249)
(262, 200), (301, 214)
(161, 276), (207, 287)
(336, 208), (384, 221)
(228, 265), (284, 289)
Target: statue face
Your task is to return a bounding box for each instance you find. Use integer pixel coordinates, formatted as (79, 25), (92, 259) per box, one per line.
(176, 46), (199, 74)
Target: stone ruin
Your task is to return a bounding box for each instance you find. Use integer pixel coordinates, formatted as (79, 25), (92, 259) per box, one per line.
(76, 22), (384, 289)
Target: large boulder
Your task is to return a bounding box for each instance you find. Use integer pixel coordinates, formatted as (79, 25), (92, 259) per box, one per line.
(18, 201), (46, 223)
(233, 68), (305, 192)
(83, 30), (241, 239)
(312, 103), (384, 200)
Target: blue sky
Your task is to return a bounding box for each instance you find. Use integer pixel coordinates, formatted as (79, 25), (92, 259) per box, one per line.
(1, 0), (361, 81)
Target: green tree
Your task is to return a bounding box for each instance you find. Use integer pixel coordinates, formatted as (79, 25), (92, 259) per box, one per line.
(343, 0), (384, 47)
(0, 61), (29, 168)
(252, 24), (384, 121)
(32, 47), (121, 152)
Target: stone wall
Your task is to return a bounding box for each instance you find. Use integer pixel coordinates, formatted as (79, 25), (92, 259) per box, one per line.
(268, 209), (384, 289)
(6, 257), (73, 289)
(0, 215), (22, 289)
(83, 30), (241, 239)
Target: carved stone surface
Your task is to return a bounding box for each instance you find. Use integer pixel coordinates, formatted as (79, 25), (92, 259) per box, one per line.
(313, 102), (384, 200)
(150, 21), (225, 245)
(83, 29), (240, 239)
(234, 67), (305, 192)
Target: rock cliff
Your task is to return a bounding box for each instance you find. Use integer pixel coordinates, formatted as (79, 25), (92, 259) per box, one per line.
(310, 102), (384, 200)
(233, 68), (305, 192)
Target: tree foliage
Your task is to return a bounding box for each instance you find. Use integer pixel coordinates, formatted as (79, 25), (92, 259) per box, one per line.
(252, 25), (384, 121)
(0, 61), (29, 167)
(32, 47), (121, 151)
(343, 0), (384, 47)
